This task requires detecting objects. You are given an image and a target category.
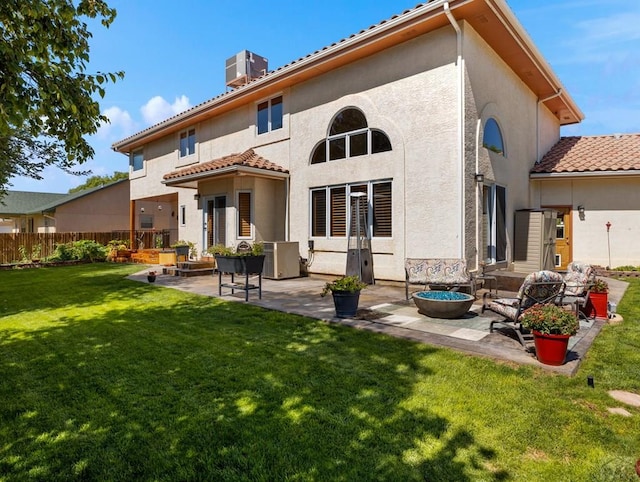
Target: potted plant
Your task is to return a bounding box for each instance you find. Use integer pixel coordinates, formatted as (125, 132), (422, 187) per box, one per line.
(147, 270), (157, 283)
(520, 303), (580, 365)
(584, 278), (609, 319)
(321, 275), (367, 318)
(171, 240), (192, 261)
(208, 242), (265, 275)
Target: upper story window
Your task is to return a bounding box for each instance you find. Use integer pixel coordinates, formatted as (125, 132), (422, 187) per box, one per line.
(311, 108), (392, 164)
(131, 149), (144, 171)
(257, 95), (283, 135)
(483, 118), (505, 156)
(180, 128), (196, 157)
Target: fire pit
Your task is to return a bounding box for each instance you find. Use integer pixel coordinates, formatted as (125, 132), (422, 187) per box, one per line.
(412, 290), (475, 319)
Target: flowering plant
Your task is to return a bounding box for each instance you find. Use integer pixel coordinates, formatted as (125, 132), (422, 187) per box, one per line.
(591, 278), (609, 293)
(520, 304), (579, 336)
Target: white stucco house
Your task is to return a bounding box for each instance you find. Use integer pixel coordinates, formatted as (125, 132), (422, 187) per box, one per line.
(112, 0), (587, 281)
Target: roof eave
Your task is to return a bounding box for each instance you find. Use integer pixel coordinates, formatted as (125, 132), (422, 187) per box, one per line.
(530, 170), (640, 179)
(163, 165), (289, 187)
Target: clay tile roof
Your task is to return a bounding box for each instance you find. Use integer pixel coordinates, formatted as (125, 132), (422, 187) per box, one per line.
(532, 134), (640, 174)
(163, 149), (288, 181)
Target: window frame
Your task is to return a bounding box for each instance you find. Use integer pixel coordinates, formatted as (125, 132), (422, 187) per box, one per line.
(311, 109), (391, 164)
(310, 180), (392, 240)
(179, 128), (196, 158)
(179, 205), (186, 227)
(131, 149), (144, 171)
(257, 95), (283, 135)
(140, 214), (154, 229)
(236, 190), (253, 239)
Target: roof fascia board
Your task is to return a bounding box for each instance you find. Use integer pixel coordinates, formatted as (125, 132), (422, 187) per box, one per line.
(530, 170), (640, 180)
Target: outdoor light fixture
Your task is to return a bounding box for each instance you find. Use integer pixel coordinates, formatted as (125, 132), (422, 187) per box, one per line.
(194, 193), (201, 200)
(474, 173), (485, 183)
(140, 207), (145, 213)
(157, 205), (163, 211)
(578, 205), (585, 220)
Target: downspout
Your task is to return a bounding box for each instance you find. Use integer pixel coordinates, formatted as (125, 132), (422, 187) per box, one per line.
(285, 176), (290, 241)
(536, 89), (562, 162)
(475, 118), (482, 268)
(444, 2), (465, 258)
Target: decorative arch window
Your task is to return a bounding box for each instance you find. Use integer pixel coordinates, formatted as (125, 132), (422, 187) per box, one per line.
(311, 108), (392, 164)
(483, 118), (505, 156)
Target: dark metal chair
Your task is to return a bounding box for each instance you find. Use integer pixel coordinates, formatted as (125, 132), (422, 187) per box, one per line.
(482, 270), (565, 346)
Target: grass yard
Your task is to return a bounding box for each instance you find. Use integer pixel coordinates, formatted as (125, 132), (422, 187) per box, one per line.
(0, 263), (639, 481)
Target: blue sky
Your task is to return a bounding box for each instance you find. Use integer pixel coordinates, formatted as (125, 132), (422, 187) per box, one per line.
(9, 0), (640, 193)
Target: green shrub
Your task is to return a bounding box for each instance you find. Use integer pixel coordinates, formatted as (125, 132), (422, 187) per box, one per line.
(72, 240), (107, 262)
(48, 242), (75, 261)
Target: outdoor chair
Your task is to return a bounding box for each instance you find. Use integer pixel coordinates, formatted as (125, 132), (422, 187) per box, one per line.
(404, 258), (475, 300)
(482, 270), (566, 346)
(557, 261), (596, 321)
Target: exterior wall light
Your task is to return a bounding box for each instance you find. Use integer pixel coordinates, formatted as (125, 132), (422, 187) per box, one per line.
(578, 205), (585, 220)
(474, 173), (485, 183)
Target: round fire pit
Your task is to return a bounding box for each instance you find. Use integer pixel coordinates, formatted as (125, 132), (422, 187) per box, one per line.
(412, 290), (475, 319)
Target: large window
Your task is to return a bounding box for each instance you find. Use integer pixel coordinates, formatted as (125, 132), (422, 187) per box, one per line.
(483, 118), (505, 156)
(311, 180), (392, 238)
(257, 95), (283, 135)
(180, 128), (196, 157)
(237, 191), (252, 238)
(131, 149), (144, 171)
(311, 108), (391, 164)
(483, 184), (506, 263)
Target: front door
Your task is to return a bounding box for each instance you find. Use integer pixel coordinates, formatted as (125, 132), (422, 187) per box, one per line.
(205, 196), (226, 251)
(551, 207), (572, 270)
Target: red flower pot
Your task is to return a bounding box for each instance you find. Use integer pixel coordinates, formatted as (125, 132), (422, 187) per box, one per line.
(583, 292), (608, 319)
(532, 331), (571, 366)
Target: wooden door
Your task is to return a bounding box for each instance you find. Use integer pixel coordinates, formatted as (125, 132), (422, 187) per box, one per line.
(551, 207), (572, 270)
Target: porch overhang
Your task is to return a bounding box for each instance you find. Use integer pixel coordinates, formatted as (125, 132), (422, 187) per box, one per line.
(163, 165), (290, 188)
(162, 148), (289, 188)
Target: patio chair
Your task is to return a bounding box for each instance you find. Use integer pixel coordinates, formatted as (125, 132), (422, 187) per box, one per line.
(482, 270), (566, 346)
(558, 261), (596, 321)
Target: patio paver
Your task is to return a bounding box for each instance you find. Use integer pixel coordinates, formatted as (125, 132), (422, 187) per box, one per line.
(129, 270), (628, 376)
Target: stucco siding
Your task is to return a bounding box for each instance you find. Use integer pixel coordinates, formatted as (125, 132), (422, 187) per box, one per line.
(535, 177), (640, 267)
(55, 181), (130, 232)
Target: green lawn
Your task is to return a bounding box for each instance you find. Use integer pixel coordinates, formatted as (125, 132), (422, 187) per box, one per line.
(1, 264), (639, 481)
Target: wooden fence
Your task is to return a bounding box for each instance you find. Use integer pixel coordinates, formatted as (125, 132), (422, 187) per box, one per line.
(0, 231), (173, 264)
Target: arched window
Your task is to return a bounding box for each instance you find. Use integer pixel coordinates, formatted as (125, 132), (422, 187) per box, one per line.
(310, 108), (391, 164)
(483, 118), (505, 156)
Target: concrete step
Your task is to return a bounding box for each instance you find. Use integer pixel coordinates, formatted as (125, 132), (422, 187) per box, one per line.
(163, 266), (214, 277)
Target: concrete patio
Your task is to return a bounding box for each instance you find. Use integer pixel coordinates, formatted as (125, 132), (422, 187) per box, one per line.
(129, 269), (628, 376)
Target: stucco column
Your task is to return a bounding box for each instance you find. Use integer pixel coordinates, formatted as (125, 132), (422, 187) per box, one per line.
(129, 200), (136, 248)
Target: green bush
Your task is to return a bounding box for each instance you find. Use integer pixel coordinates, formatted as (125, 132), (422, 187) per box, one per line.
(48, 240), (107, 263)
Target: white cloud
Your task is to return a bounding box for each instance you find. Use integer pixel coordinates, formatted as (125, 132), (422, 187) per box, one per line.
(96, 106), (136, 140)
(140, 95), (191, 126)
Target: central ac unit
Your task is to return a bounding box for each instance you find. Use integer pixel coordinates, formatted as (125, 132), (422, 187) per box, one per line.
(263, 242), (300, 279)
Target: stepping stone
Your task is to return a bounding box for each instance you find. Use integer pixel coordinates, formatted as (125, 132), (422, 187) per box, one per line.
(608, 390), (640, 407)
(607, 407), (632, 417)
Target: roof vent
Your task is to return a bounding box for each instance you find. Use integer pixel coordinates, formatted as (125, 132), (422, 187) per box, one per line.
(225, 50), (268, 88)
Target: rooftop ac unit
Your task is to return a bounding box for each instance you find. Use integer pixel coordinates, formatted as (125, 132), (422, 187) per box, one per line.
(263, 242), (300, 279)
(225, 50), (268, 88)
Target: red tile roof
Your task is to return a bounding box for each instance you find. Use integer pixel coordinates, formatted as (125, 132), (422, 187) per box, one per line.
(532, 134), (640, 174)
(163, 149), (288, 182)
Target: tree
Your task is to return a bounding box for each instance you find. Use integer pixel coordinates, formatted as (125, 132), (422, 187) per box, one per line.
(0, 0), (124, 195)
(68, 170), (128, 193)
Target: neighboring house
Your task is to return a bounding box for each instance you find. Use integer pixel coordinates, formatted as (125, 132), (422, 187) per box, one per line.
(530, 134), (640, 268)
(112, 0), (585, 281)
(0, 180), (132, 233)
(0, 191), (66, 233)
